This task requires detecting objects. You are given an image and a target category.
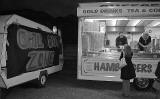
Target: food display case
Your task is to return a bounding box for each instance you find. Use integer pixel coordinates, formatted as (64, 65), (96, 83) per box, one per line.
(77, 2), (160, 90)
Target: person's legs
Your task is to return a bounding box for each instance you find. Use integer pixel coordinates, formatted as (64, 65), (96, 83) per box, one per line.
(122, 80), (130, 96)
(126, 80), (130, 95)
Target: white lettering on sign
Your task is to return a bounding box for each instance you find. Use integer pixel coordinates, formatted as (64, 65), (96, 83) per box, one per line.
(26, 51), (55, 71)
(17, 28), (59, 49)
(47, 35), (59, 48)
(17, 29), (44, 49)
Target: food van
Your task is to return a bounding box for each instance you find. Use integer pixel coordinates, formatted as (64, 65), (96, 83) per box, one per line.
(0, 14), (63, 98)
(77, 2), (160, 90)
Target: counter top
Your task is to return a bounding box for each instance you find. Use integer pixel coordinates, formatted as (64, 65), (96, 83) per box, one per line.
(84, 50), (160, 59)
(133, 52), (160, 58)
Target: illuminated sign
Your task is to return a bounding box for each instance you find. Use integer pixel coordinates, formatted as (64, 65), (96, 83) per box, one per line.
(83, 59), (154, 74)
(77, 7), (160, 17)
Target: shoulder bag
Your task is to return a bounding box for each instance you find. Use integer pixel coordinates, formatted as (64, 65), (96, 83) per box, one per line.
(119, 51), (127, 68)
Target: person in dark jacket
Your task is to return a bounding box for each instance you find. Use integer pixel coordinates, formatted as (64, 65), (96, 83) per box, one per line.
(116, 32), (128, 48)
(155, 62), (160, 79)
(138, 32), (151, 51)
(153, 62), (160, 99)
(119, 44), (136, 97)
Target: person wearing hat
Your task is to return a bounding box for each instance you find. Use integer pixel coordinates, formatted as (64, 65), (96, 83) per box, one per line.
(138, 32), (151, 51)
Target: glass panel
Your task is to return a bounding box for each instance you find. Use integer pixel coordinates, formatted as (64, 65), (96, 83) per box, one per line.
(82, 18), (160, 57)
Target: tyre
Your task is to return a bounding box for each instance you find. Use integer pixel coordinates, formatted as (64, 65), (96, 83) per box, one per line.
(133, 78), (154, 91)
(37, 73), (47, 88)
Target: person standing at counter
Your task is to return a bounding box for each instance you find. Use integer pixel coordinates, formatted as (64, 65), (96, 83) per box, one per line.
(119, 44), (136, 97)
(138, 32), (151, 51)
(116, 32), (128, 48)
(153, 62), (160, 99)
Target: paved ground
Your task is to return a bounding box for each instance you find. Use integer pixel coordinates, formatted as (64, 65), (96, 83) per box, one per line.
(6, 70), (156, 99)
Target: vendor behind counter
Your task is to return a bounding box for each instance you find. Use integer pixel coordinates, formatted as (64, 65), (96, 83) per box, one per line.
(138, 32), (151, 51)
(116, 32), (128, 48)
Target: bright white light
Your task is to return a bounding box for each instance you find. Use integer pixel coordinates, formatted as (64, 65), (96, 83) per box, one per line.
(111, 19), (117, 26)
(127, 19), (141, 26)
(52, 26), (57, 33)
(104, 76), (115, 77)
(85, 18), (128, 22)
(85, 18), (160, 22)
(146, 20), (160, 27)
(85, 19), (94, 22)
(132, 20), (141, 26)
(85, 18), (160, 27)
(152, 22), (160, 26)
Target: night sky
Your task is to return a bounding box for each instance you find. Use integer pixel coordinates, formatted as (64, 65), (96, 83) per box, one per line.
(0, 0), (90, 17)
(0, 0), (153, 17)
(0, 0), (78, 17)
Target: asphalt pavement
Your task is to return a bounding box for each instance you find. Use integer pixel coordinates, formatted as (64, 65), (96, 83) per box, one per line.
(6, 70), (156, 99)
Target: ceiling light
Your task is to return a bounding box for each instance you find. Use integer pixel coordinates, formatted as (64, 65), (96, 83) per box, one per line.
(152, 22), (160, 26)
(146, 20), (160, 27)
(127, 19), (141, 26)
(110, 19), (117, 26)
(85, 18), (128, 22)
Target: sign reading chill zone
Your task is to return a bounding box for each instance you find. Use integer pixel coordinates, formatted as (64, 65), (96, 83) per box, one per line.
(77, 7), (160, 16)
(7, 24), (60, 78)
